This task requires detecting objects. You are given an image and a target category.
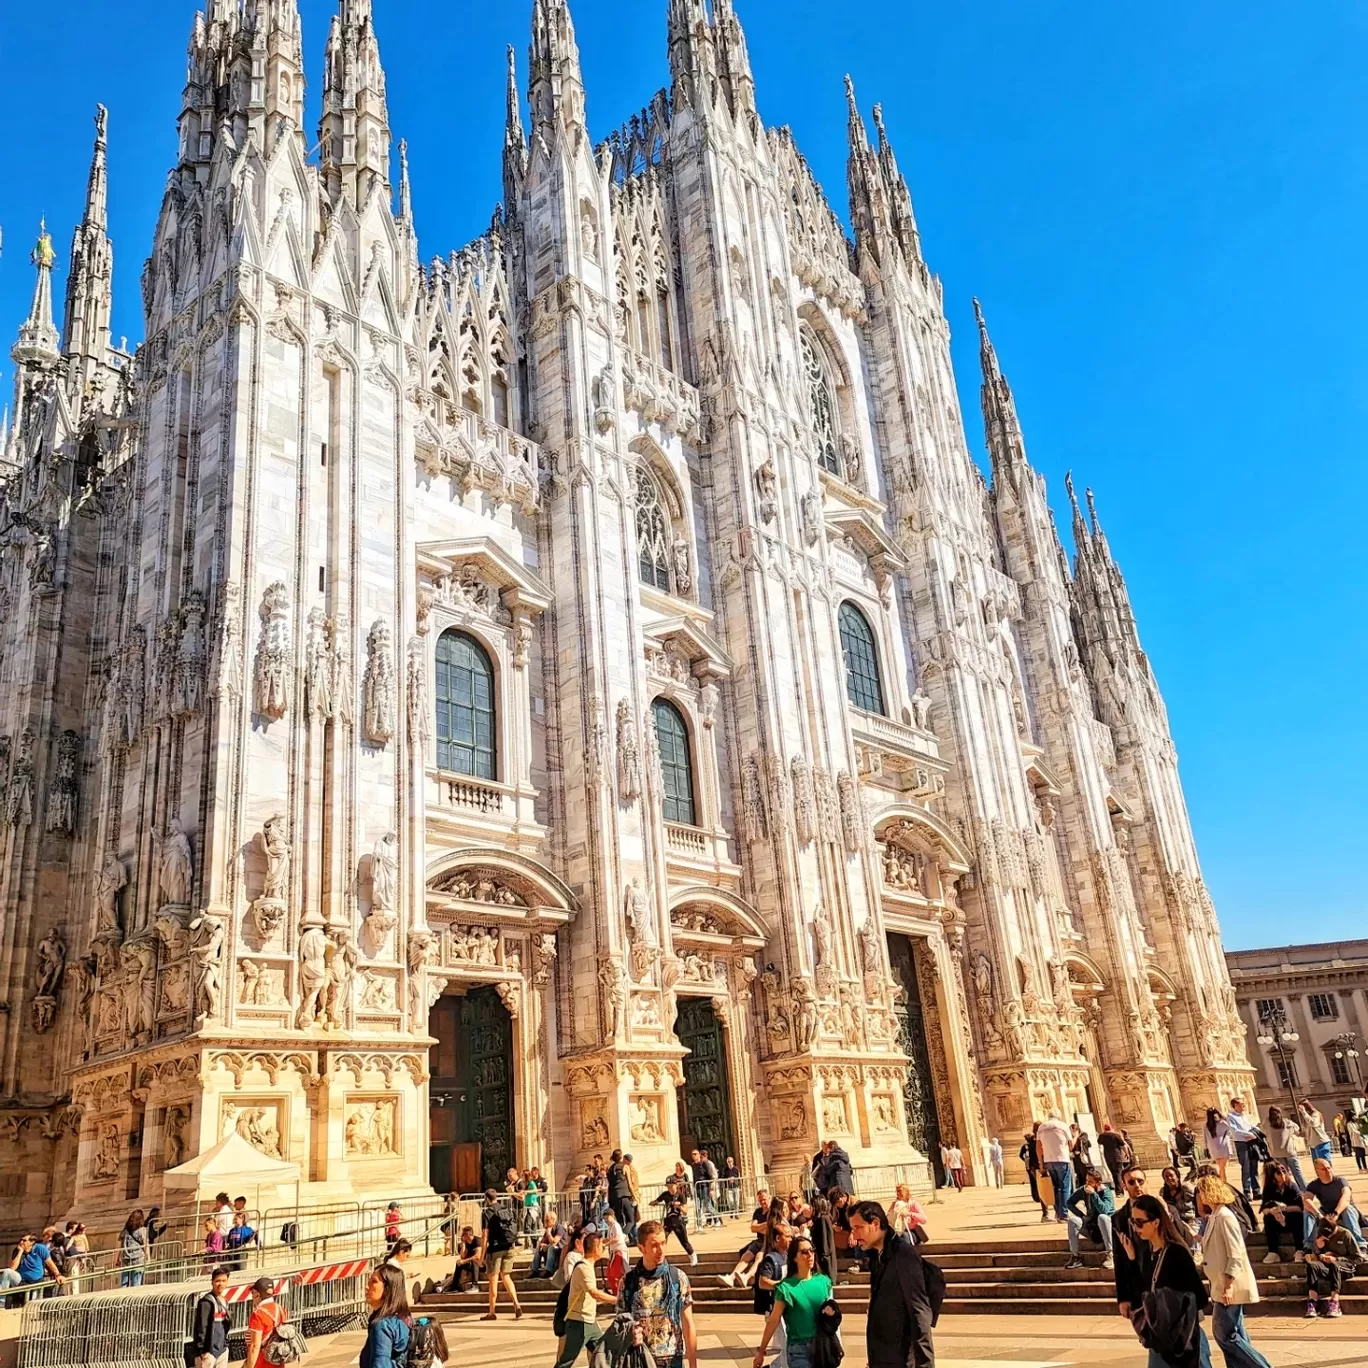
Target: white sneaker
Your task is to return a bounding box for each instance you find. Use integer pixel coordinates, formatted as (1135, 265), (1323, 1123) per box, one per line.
(718, 1273), (735, 1287)
(690, 1251), (698, 1266)
(1262, 1251), (1281, 1265)
(1102, 1254), (1114, 1270)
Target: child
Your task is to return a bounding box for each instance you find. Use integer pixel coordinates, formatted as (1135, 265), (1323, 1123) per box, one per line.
(384, 1202), (402, 1250)
(202, 1217), (225, 1266)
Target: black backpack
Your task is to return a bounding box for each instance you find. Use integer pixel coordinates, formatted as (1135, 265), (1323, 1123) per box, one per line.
(485, 1208), (513, 1253)
(407, 1317), (448, 1368)
(552, 1281), (573, 1337)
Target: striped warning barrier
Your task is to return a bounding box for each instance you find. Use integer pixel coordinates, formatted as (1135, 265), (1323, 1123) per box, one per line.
(294, 1259), (369, 1286)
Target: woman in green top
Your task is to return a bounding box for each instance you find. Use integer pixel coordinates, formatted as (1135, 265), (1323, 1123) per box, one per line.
(753, 1236), (834, 1368)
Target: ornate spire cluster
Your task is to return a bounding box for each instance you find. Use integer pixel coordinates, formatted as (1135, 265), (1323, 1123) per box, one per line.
(528, 0), (585, 135)
(667, 0), (754, 118)
(178, 0), (304, 187)
(845, 76), (923, 277)
(320, 0), (392, 205)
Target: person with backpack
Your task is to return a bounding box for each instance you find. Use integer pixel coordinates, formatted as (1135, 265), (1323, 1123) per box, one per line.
(361, 1263), (411, 1368)
(619, 1220), (698, 1368)
(654, 1174), (697, 1266)
(244, 1276), (304, 1368)
(187, 1267), (231, 1368)
(848, 1200), (941, 1368)
(553, 1229), (616, 1368)
(477, 1188), (523, 1321)
(607, 1150), (637, 1241)
(751, 1215), (791, 1366)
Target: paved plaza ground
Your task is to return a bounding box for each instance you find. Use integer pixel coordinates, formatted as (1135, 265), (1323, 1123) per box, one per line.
(299, 1184), (1360, 1368)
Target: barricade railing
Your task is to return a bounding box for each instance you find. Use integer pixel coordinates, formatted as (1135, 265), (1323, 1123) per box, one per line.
(16, 1256), (371, 1368)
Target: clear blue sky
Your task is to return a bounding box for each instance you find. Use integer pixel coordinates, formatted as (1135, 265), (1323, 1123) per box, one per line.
(1, 1), (1363, 950)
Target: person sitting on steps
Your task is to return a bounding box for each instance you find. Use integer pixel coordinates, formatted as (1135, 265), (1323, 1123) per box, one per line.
(1065, 1167), (1115, 1270)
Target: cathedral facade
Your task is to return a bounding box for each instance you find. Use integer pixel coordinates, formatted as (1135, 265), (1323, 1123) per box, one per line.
(0, 0), (1254, 1232)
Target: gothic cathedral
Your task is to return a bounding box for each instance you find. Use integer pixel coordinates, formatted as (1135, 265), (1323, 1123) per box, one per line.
(0, 0), (1254, 1228)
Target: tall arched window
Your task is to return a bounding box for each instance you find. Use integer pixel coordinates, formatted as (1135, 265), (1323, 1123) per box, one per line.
(635, 465), (672, 592)
(802, 329), (842, 477)
(652, 698), (696, 826)
(435, 630), (497, 779)
(839, 602), (885, 716)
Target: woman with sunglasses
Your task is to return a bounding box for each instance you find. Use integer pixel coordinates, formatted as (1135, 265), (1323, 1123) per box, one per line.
(1119, 1195), (1213, 1368)
(753, 1236), (834, 1368)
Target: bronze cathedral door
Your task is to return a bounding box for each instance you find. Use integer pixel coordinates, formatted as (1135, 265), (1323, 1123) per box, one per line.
(674, 997), (735, 1162)
(887, 935), (942, 1161)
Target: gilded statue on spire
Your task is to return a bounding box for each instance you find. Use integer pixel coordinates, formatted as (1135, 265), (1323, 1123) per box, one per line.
(31, 223), (55, 271)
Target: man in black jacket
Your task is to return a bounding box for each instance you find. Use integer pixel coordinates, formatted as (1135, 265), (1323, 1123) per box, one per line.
(811, 1140), (854, 1198)
(849, 1200), (939, 1368)
(187, 1267), (231, 1368)
(1112, 1166), (1151, 1317)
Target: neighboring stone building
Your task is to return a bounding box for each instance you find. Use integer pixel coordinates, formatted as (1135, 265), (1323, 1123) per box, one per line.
(1227, 941), (1368, 1121)
(0, 0), (1254, 1231)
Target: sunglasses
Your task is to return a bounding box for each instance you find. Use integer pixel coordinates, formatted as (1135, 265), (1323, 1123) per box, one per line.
(1132, 1215), (1155, 1228)
(1125, 1177), (1146, 1188)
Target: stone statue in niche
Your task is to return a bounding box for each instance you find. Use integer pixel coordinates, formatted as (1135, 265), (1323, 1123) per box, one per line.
(759, 966), (790, 1047)
(801, 488), (823, 546)
(249, 815), (291, 942)
(793, 978), (819, 1050)
(345, 1099), (398, 1158)
(253, 582), (292, 720)
(671, 537), (692, 596)
(191, 915), (225, 1023)
(210, 581), (242, 702)
(406, 637), (428, 748)
(624, 879), (655, 982)
(45, 731), (81, 835)
(5, 728), (34, 827)
(31, 926), (67, 1034)
(450, 925), (500, 966)
(91, 1123), (121, 1181)
(616, 700), (642, 803)
(164, 1105), (189, 1168)
(362, 620), (396, 745)
(296, 913), (329, 1029)
(153, 817), (193, 909)
(305, 608), (333, 721)
(910, 689), (933, 731)
(754, 459), (777, 524)
(858, 916), (882, 982)
(370, 831), (399, 914)
(600, 960), (625, 1039)
(326, 926), (357, 1029)
(174, 590), (207, 717)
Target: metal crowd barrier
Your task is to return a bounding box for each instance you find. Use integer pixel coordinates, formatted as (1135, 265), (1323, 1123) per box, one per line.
(16, 1257), (371, 1368)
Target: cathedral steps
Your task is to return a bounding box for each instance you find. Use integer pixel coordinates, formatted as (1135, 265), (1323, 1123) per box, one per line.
(414, 1248), (1367, 1316)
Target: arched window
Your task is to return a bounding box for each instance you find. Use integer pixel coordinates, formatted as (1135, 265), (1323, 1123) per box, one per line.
(839, 602), (885, 716)
(635, 465), (672, 592)
(434, 631), (496, 779)
(652, 698), (696, 825)
(802, 329), (842, 477)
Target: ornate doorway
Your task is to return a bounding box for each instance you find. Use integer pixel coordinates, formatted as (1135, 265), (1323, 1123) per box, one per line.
(674, 997), (735, 1163)
(887, 935), (942, 1159)
(429, 986), (514, 1192)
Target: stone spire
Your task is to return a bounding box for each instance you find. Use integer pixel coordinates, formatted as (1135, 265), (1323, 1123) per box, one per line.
(974, 298), (1028, 483)
(63, 105), (114, 373)
(503, 44), (528, 208)
(1068, 477), (1139, 662)
(712, 0), (755, 116)
(320, 0), (392, 205)
(528, 0), (585, 136)
(245, 0), (305, 149)
(847, 79), (923, 277)
(13, 225), (62, 372)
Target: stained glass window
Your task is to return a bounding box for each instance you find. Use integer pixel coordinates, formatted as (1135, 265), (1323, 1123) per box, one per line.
(652, 698), (696, 826)
(802, 329), (842, 476)
(435, 630), (496, 779)
(636, 465), (672, 592)
(839, 602), (885, 716)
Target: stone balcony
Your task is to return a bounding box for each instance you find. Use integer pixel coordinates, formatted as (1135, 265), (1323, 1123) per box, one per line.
(663, 822), (742, 885)
(848, 708), (949, 798)
(411, 399), (542, 515)
(425, 769), (543, 850)
(618, 350), (702, 442)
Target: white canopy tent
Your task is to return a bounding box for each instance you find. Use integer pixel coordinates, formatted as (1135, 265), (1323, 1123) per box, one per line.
(163, 1130), (301, 1229)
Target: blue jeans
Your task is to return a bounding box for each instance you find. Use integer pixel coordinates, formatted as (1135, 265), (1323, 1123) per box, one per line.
(1233, 1141), (1260, 1199)
(785, 1338), (813, 1368)
(120, 1269), (144, 1288)
(1210, 1304), (1273, 1368)
(530, 1243), (560, 1277)
(1148, 1327), (1212, 1368)
(1044, 1162), (1073, 1221)
(1281, 1154), (1308, 1189)
(1067, 1210), (1112, 1255)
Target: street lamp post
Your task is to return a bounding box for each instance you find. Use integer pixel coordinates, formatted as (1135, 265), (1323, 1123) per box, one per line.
(1255, 1003), (1301, 1122)
(1332, 1031), (1364, 1094)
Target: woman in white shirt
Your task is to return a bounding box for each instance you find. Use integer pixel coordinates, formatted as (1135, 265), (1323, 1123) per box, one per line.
(1299, 1100), (1334, 1165)
(1263, 1105), (1307, 1189)
(1203, 1107), (1235, 1182)
(1196, 1177), (1274, 1368)
(553, 1231), (616, 1368)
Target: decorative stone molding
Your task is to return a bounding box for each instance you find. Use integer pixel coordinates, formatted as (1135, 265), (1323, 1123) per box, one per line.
(362, 620), (396, 746)
(45, 730), (81, 835)
(253, 582), (291, 720)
